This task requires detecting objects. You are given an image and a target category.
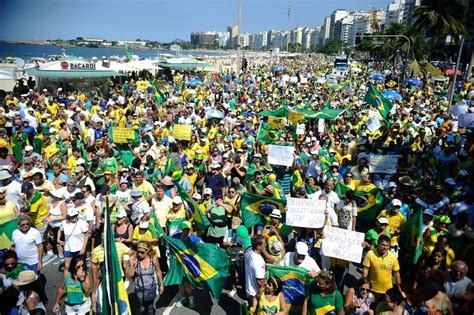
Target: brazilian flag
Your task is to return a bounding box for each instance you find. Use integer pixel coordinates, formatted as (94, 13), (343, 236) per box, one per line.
(165, 234), (229, 298)
(174, 180), (210, 233)
(0, 219), (17, 249)
(239, 192), (286, 228)
(149, 80), (166, 105)
(364, 84), (393, 118)
(334, 182), (384, 221)
(257, 123), (280, 143)
(267, 265), (313, 315)
(162, 153), (174, 176)
(102, 199), (131, 314)
(11, 132), (27, 162)
(399, 210), (424, 264)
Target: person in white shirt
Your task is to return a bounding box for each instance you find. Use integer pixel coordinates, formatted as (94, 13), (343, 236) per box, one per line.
(308, 179), (340, 209)
(1, 170), (23, 208)
(115, 179), (132, 210)
(56, 178), (80, 200)
(58, 206), (89, 270)
(11, 214), (43, 273)
(281, 242), (320, 278)
(244, 235), (266, 303)
(72, 192), (95, 232)
(130, 189), (151, 224)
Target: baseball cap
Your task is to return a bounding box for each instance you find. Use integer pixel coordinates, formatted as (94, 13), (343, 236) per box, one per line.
(130, 189), (142, 197)
(75, 166), (85, 173)
(116, 210), (127, 219)
(67, 207), (79, 217)
(203, 188), (212, 195)
(378, 217), (389, 224)
(295, 242), (309, 256)
(25, 145), (33, 152)
(444, 178), (456, 186)
(21, 182), (34, 193)
(192, 192), (202, 200)
(269, 209), (282, 219)
(181, 220), (192, 230)
(388, 182), (397, 188)
(73, 192), (84, 200)
(172, 196), (182, 204)
(391, 199), (402, 207)
(458, 169), (469, 176)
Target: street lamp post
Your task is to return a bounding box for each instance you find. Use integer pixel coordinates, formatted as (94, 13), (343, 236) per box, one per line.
(448, 36), (464, 109)
(287, 5), (291, 53)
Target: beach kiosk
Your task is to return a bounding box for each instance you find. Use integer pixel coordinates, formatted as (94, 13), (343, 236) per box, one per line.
(22, 56), (124, 94)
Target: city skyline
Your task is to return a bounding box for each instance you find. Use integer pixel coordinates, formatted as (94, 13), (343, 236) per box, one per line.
(1, 0), (389, 42)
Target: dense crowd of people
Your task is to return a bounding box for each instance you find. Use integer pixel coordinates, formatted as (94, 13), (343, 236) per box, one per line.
(0, 54), (473, 315)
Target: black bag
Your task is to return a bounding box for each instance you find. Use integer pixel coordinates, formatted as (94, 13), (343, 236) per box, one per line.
(142, 287), (157, 302)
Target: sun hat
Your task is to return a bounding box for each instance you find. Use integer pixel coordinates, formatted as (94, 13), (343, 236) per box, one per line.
(399, 175), (415, 187)
(14, 271), (37, 286)
(269, 209), (282, 219)
(130, 189), (142, 197)
(160, 176), (174, 186)
(0, 169), (13, 180)
(269, 240), (283, 256)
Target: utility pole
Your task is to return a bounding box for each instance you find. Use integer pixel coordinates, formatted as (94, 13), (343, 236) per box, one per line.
(448, 36), (464, 109)
(287, 5), (291, 53)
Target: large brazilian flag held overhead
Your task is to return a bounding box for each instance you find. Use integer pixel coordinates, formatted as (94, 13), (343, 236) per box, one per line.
(364, 84), (393, 118)
(334, 182), (384, 220)
(267, 265), (313, 315)
(148, 212), (229, 299)
(164, 235), (229, 299)
(239, 192), (287, 228)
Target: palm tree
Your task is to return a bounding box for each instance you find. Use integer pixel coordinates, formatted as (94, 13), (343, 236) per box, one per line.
(412, 0), (467, 43)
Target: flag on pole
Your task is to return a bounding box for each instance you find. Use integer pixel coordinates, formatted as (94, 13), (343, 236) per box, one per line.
(149, 80), (166, 104)
(102, 198), (131, 315)
(174, 181), (210, 233)
(399, 210), (424, 264)
(364, 84), (393, 118)
(124, 43), (132, 61)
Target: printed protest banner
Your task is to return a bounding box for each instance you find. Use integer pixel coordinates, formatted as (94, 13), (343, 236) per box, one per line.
(369, 155), (398, 174)
(300, 77), (308, 84)
(172, 124), (192, 141)
(111, 127), (137, 143)
(321, 226), (365, 263)
(286, 198), (326, 228)
(267, 145), (295, 167)
(288, 111), (306, 124)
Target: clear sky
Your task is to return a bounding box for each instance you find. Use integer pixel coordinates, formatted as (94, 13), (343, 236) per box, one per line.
(0, 0), (390, 42)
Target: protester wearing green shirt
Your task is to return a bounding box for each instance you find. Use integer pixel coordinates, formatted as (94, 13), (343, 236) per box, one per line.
(365, 217), (392, 248)
(303, 271), (344, 315)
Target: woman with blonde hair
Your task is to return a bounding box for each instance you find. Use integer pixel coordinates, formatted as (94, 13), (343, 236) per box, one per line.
(124, 241), (164, 315)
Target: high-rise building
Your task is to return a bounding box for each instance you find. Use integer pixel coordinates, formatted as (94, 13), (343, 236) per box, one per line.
(402, 0), (421, 26)
(320, 16), (331, 45)
(329, 10), (349, 41)
(227, 25), (240, 48)
(190, 32), (218, 47)
(385, 0), (406, 27)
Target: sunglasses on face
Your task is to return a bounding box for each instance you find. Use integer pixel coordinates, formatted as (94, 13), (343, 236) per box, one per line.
(359, 288), (371, 292)
(137, 250), (147, 255)
(21, 223), (30, 227)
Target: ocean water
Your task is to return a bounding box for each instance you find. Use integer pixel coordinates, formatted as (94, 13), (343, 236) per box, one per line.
(0, 41), (229, 61)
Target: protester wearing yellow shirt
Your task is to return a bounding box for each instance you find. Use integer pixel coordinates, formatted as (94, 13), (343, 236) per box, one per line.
(66, 147), (81, 175)
(132, 217), (160, 257)
(377, 199), (406, 246)
(183, 165), (197, 193)
(22, 182), (48, 230)
(191, 138), (210, 158)
(132, 171), (155, 202)
(354, 173), (376, 192)
(363, 235), (401, 295)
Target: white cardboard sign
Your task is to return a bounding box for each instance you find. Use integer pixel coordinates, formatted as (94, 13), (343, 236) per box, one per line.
(286, 198), (326, 228)
(267, 145), (295, 167)
(296, 123), (305, 135)
(369, 155), (398, 174)
(321, 226), (365, 263)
